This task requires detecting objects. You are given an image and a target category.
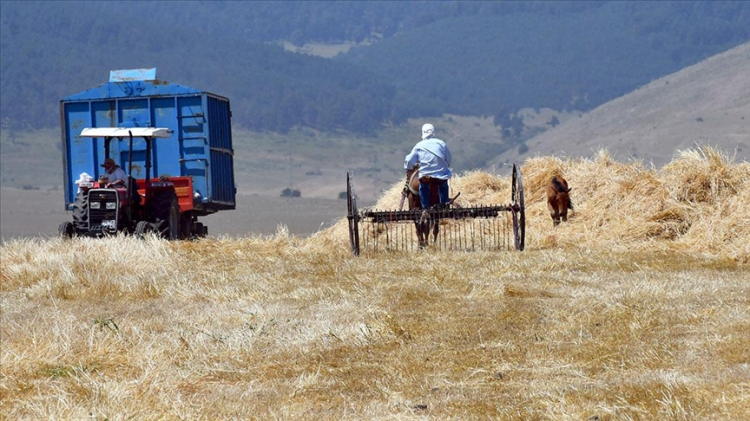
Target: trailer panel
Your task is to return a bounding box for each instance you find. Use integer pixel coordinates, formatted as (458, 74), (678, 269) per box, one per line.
(60, 70), (235, 216)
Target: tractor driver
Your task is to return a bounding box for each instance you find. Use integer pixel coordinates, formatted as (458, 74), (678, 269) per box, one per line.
(404, 123), (453, 208)
(100, 158), (128, 188)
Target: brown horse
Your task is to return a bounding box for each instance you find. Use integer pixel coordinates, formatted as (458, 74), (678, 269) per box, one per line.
(547, 175), (573, 226)
(403, 166), (440, 248)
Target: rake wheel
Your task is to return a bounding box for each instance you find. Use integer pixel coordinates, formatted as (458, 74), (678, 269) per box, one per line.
(511, 163), (526, 251)
(346, 171), (360, 255)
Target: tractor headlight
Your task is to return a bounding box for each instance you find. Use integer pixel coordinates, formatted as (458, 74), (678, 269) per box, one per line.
(90, 202), (101, 209)
(106, 202), (117, 210)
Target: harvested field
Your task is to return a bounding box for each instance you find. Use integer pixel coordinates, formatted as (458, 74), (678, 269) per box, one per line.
(2, 147), (748, 419)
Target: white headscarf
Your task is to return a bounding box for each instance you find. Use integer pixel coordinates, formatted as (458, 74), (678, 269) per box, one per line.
(421, 123), (435, 140)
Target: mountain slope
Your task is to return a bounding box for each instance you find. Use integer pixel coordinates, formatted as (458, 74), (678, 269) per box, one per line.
(338, 2), (750, 127)
(491, 41), (750, 167)
(0, 2), (398, 134)
(2, 1), (749, 134)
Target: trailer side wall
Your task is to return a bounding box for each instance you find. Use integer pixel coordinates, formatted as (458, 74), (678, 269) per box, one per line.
(61, 80), (236, 215)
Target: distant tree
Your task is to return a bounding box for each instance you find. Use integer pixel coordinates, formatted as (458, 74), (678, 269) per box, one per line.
(281, 188), (301, 198)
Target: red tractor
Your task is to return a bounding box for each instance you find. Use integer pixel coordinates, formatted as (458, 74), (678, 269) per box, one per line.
(59, 128), (207, 239)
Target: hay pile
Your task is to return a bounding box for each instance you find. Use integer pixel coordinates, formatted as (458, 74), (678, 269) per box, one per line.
(312, 146), (749, 263)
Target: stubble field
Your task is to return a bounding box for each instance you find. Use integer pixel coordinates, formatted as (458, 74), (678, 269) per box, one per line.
(1, 147), (748, 420)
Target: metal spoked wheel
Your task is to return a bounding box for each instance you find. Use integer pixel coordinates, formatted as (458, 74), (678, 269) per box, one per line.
(511, 163), (526, 251)
(346, 171), (360, 255)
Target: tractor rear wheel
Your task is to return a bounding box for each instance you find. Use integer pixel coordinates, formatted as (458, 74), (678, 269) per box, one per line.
(152, 191), (181, 240)
(166, 195), (181, 240)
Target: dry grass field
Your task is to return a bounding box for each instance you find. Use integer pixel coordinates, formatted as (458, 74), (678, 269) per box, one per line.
(1, 147), (748, 420)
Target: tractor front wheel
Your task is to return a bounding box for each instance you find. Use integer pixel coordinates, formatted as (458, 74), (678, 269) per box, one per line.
(134, 220), (156, 238)
(58, 221), (74, 239)
(72, 191), (88, 229)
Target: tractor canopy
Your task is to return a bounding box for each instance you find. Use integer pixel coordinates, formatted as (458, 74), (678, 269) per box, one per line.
(79, 127), (172, 139)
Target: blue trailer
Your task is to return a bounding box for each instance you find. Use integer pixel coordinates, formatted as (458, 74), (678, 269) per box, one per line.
(59, 69), (236, 239)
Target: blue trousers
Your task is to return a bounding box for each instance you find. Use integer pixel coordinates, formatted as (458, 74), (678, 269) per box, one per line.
(419, 179), (449, 209)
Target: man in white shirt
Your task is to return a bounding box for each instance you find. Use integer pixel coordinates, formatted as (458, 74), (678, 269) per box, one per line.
(100, 158), (128, 188)
(404, 123), (453, 208)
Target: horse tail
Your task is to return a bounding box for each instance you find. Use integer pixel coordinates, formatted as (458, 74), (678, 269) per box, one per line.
(560, 179), (573, 210)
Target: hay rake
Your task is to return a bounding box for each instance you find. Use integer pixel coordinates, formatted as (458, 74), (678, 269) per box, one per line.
(346, 163), (525, 255)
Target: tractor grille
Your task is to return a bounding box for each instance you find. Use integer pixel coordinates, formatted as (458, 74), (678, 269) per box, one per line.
(87, 189), (120, 233)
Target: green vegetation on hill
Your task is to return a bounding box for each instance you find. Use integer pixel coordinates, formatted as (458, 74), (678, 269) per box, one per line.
(340, 1), (750, 126)
(1, 1), (748, 137)
(0, 2), (397, 135)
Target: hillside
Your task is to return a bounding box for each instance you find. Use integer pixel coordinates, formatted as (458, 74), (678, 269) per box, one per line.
(2, 1), (749, 134)
(492, 41), (750, 167)
(2, 149), (748, 419)
(2, 36), (749, 241)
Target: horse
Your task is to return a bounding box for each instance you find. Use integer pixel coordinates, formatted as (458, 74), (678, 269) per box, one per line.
(547, 175), (573, 226)
(403, 165), (440, 248)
